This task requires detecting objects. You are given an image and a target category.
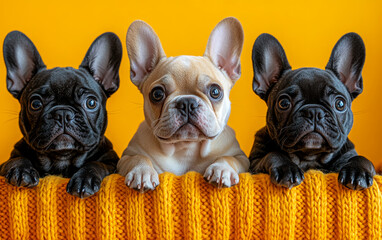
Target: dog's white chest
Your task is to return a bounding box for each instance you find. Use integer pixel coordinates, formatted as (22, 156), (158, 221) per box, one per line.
(153, 141), (212, 175)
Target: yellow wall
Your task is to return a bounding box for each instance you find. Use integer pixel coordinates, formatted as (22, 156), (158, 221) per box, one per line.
(0, 0), (381, 169)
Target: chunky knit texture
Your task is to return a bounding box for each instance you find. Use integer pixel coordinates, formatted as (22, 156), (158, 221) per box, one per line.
(0, 170), (381, 239)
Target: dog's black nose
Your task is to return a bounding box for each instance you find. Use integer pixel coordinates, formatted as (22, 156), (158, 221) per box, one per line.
(53, 109), (75, 125)
(302, 107), (325, 122)
(176, 98), (199, 116)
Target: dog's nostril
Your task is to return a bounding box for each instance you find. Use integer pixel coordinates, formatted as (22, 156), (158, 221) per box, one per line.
(65, 112), (74, 122)
(176, 101), (188, 116)
(54, 113), (62, 121)
(176, 101), (186, 111)
(189, 100), (198, 112)
(317, 111), (324, 120)
(303, 110), (313, 120)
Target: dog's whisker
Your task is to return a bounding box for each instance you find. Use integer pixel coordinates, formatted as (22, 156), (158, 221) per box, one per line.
(1, 111), (19, 115)
(3, 117), (19, 123)
(128, 101), (143, 106)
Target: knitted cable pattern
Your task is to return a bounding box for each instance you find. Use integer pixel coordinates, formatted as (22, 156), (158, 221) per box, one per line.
(0, 170), (381, 240)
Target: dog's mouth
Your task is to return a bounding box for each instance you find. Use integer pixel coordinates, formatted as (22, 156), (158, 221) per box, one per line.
(289, 131), (332, 155)
(153, 97), (224, 143)
(156, 122), (216, 143)
(45, 133), (81, 151)
(299, 132), (326, 150)
(31, 131), (98, 156)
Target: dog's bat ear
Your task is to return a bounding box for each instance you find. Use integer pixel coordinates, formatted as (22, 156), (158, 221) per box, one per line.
(251, 33), (291, 101)
(3, 31), (46, 99)
(204, 17), (244, 83)
(125, 20), (166, 89)
(326, 33), (365, 99)
(80, 32), (122, 97)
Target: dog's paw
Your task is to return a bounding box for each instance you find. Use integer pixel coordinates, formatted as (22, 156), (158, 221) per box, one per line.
(204, 162), (239, 188)
(338, 165), (374, 190)
(270, 164), (304, 189)
(124, 166), (159, 193)
(67, 170), (102, 198)
(5, 166), (39, 187)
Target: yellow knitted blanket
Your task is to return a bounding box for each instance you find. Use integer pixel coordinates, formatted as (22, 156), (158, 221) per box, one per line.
(0, 170), (381, 240)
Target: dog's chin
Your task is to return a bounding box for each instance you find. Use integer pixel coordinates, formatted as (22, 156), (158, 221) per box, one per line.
(156, 123), (215, 143)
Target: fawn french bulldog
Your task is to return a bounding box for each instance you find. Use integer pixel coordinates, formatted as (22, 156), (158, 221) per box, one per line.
(249, 33), (376, 189)
(117, 17), (249, 192)
(0, 31), (122, 198)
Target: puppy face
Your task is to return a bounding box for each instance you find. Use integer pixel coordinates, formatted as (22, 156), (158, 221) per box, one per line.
(19, 68), (108, 152)
(267, 68), (353, 153)
(126, 18), (244, 143)
(3, 31), (122, 154)
(142, 56), (232, 142)
(252, 33), (365, 155)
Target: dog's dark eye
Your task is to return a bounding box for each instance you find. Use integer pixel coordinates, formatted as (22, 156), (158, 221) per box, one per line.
(209, 84), (223, 100)
(30, 99), (43, 111)
(150, 87), (165, 102)
(86, 97), (97, 109)
(278, 98), (291, 110)
(335, 98), (346, 111)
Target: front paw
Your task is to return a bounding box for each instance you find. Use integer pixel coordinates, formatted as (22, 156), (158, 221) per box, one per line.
(270, 164), (304, 189)
(124, 166), (159, 193)
(67, 170), (102, 198)
(338, 165), (374, 190)
(5, 166), (39, 187)
(204, 162), (239, 188)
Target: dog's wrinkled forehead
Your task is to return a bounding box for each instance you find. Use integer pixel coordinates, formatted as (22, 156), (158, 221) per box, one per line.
(272, 68), (351, 102)
(22, 67), (105, 100)
(142, 56), (231, 94)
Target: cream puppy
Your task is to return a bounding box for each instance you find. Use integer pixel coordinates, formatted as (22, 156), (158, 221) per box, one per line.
(118, 17), (249, 192)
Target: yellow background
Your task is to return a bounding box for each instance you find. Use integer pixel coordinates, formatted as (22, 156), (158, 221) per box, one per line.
(0, 0), (381, 169)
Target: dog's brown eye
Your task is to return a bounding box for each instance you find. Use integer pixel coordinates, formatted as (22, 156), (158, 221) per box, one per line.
(30, 99), (43, 111)
(335, 98), (346, 111)
(278, 98), (291, 110)
(86, 97), (97, 109)
(209, 84), (222, 100)
(150, 87), (165, 102)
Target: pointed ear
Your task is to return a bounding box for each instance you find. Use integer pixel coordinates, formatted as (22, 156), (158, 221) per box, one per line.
(126, 20), (166, 88)
(204, 17), (244, 83)
(252, 33), (291, 100)
(325, 32), (365, 99)
(3, 31), (46, 99)
(80, 32), (122, 97)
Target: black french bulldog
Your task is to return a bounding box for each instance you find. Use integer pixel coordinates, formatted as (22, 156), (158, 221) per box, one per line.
(0, 31), (122, 198)
(249, 33), (376, 190)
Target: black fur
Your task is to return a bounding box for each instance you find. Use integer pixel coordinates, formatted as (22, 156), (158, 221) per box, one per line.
(249, 33), (375, 189)
(0, 31), (122, 198)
